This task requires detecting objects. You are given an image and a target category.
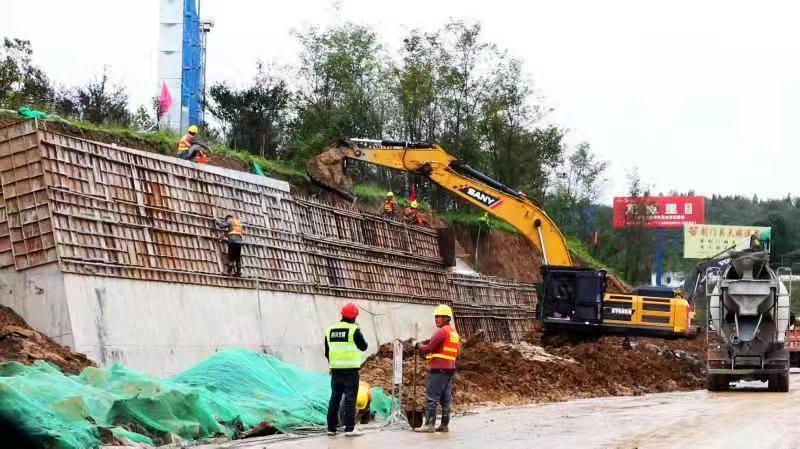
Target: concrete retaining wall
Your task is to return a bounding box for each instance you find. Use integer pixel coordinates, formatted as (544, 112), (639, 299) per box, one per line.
(3, 270), (436, 376)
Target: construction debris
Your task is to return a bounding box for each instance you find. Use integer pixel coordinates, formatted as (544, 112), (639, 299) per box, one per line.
(360, 332), (705, 409)
(0, 305), (94, 374)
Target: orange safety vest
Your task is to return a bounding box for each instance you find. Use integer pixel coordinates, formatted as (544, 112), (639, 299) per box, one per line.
(229, 218), (243, 236)
(405, 207), (421, 225)
(383, 199), (395, 214)
(177, 133), (193, 152)
(426, 325), (460, 361)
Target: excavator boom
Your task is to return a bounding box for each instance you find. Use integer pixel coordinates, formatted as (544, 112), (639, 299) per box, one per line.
(309, 138), (572, 266)
(307, 138), (693, 340)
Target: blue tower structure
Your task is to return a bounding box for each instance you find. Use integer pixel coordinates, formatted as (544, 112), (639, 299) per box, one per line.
(181, 0), (203, 126)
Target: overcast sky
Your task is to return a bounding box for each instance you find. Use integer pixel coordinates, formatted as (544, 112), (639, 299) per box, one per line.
(5, 0), (800, 202)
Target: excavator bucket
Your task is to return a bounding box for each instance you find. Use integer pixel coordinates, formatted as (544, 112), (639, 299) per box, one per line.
(306, 141), (356, 200)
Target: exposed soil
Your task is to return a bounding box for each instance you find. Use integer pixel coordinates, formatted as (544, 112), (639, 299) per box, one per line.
(360, 332), (706, 410)
(0, 305), (95, 374)
(455, 226), (543, 284)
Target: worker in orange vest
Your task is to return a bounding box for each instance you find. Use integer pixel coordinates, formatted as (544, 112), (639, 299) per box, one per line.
(403, 200), (423, 226)
(176, 125), (209, 162)
(413, 304), (460, 433)
(216, 213), (243, 276)
(383, 192), (396, 218)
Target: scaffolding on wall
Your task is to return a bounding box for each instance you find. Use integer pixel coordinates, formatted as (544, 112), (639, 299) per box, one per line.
(0, 120), (537, 342)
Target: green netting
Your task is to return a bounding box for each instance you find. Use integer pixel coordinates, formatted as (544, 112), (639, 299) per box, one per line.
(251, 161), (265, 176)
(0, 350), (395, 448)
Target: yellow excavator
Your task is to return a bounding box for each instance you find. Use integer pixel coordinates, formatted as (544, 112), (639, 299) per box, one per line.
(308, 138), (693, 338)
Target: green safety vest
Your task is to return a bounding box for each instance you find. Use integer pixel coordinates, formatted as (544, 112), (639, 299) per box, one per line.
(326, 322), (362, 369)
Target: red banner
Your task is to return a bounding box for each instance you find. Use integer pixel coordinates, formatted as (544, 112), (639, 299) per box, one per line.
(613, 196), (705, 229)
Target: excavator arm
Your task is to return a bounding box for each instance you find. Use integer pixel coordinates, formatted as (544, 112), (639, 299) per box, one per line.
(309, 138), (572, 267)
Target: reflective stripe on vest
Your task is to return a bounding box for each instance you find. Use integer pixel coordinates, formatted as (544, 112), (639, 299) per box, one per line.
(427, 325), (460, 361)
(326, 322), (362, 369)
(177, 134), (193, 152)
(229, 219), (243, 236)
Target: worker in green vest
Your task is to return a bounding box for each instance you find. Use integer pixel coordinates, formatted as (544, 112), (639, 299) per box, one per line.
(324, 303), (368, 437)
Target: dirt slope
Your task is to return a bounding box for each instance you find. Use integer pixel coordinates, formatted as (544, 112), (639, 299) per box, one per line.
(360, 333), (705, 409)
(0, 305), (95, 374)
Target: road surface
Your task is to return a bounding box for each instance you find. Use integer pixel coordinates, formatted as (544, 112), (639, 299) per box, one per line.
(200, 375), (800, 449)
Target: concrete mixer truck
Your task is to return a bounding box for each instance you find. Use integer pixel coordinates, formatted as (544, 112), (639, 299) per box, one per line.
(705, 250), (792, 391)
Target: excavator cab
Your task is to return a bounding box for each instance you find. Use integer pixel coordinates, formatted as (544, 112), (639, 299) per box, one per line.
(538, 267), (606, 329)
(539, 266), (693, 338)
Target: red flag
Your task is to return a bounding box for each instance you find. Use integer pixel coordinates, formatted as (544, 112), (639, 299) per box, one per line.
(158, 82), (173, 119)
(408, 184), (416, 202)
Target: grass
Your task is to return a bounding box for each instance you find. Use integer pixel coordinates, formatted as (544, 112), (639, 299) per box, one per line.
(566, 237), (610, 271)
(1, 109), (310, 186)
(438, 211), (518, 234)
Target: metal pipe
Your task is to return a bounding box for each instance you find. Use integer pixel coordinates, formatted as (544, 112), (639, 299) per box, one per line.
(536, 221), (549, 265)
(449, 161), (523, 200)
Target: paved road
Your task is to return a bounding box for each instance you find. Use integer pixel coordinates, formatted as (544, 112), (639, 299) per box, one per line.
(200, 375), (800, 449)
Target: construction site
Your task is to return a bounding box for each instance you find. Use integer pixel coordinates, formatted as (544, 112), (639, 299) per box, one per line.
(6, 1), (800, 448)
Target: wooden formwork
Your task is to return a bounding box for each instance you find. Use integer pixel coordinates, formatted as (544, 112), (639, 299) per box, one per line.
(0, 120), (538, 341)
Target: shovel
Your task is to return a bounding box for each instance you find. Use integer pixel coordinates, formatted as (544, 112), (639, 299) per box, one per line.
(406, 324), (423, 429)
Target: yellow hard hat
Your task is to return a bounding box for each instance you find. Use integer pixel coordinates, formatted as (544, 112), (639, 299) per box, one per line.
(433, 304), (453, 318)
(187, 125), (199, 134)
(410, 200), (418, 208)
(386, 192), (394, 197)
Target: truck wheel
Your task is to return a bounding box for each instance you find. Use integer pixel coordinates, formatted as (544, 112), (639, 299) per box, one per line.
(769, 373), (790, 392)
(707, 374), (728, 391)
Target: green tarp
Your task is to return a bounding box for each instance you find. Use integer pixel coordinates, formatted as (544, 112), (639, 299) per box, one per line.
(0, 350), (394, 448)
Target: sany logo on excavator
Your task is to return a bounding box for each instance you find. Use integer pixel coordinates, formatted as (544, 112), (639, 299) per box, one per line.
(459, 186), (502, 208)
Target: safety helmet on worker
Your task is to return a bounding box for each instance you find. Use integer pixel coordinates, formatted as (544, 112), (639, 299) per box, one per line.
(341, 302), (359, 319)
(410, 200), (418, 208)
(433, 304), (453, 319)
(386, 192), (394, 198)
(187, 125), (199, 134)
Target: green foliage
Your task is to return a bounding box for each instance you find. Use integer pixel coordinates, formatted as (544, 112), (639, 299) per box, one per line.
(208, 63), (290, 158)
(438, 211), (517, 234)
(566, 237), (612, 272)
(290, 24), (390, 162)
(0, 38), (53, 108)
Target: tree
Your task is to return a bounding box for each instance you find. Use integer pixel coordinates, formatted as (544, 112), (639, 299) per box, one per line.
(131, 104), (155, 131)
(208, 63), (291, 158)
(73, 67), (130, 125)
(548, 142), (607, 235)
(291, 24), (390, 161)
(618, 169), (654, 283)
(0, 38), (54, 108)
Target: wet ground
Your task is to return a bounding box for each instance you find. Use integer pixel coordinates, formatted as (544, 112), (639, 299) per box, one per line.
(198, 374), (800, 449)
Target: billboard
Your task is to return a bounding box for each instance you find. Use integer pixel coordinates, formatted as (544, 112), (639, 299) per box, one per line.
(683, 224), (770, 258)
(613, 196), (705, 229)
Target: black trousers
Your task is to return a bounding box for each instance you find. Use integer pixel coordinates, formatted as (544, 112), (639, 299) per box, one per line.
(227, 241), (242, 275)
(327, 370), (359, 432)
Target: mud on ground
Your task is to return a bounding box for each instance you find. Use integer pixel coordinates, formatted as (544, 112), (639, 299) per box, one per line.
(0, 305), (95, 374)
(360, 332), (706, 410)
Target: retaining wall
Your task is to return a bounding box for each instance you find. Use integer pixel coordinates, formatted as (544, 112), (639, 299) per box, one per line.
(0, 120), (538, 375)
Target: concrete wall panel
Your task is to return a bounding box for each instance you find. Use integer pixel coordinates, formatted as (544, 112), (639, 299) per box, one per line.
(62, 275), (436, 376)
(0, 265), (73, 349)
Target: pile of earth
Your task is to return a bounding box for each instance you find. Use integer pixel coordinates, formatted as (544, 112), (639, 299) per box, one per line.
(0, 305), (95, 374)
(359, 332), (705, 409)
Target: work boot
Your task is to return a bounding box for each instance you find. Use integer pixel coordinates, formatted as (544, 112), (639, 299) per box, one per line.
(436, 408), (450, 432)
(416, 423), (436, 433)
(327, 430), (337, 437)
(417, 412), (436, 433)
